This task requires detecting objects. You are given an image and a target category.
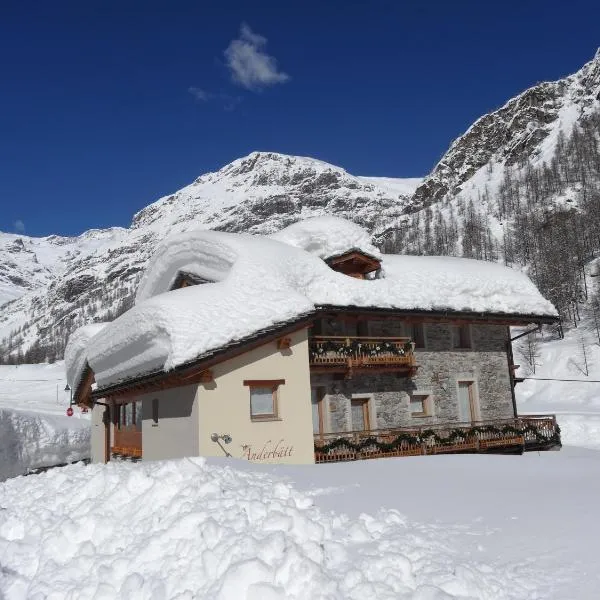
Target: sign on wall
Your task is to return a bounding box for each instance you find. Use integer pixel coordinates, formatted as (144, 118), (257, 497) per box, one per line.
(240, 439), (294, 461)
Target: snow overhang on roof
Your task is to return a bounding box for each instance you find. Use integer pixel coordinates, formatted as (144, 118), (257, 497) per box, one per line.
(64, 323), (108, 393)
(65, 218), (558, 390)
(269, 216), (383, 261)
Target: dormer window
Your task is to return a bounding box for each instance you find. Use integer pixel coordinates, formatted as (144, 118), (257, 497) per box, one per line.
(170, 271), (213, 291)
(325, 250), (381, 279)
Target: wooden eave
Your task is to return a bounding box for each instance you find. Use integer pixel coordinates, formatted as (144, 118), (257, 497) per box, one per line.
(73, 365), (96, 408)
(90, 313), (317, 401)
(315, 305), (560, 326)
(87, 303), (556, 403)
(326, 250), (381, 275)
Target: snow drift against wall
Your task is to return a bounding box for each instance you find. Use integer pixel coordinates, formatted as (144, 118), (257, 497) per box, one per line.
(0, 363), (90, 481)
(68, 218), (557, 389)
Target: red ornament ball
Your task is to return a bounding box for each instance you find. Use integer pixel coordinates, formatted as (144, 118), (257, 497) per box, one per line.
(66, 407), (74, 417)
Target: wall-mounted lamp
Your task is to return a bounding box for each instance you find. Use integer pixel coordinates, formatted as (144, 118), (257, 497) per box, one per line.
(210, 433), (232, 457)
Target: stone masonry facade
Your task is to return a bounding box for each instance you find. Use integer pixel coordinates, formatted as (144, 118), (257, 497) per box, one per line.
(310, 318), (514, 433)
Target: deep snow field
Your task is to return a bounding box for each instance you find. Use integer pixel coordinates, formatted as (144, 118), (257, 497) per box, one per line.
(0, 450), (599, 599)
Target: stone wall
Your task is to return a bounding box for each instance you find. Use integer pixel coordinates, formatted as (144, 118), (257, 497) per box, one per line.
(310, 320), (514, 432)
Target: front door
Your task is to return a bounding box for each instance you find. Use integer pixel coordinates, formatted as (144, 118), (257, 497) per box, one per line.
(350, 398), (371, 431)
(457, 381), (478, 422)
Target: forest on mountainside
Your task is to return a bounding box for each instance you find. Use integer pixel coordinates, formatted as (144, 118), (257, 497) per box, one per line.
(382, 110), (600, 328)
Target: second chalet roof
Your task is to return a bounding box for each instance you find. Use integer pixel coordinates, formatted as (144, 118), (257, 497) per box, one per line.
(68, 217), (558, 389)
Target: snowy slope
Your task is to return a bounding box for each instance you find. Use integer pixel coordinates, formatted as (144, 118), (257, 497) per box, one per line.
(1, 451), (599, 599)
(409, 49), (600, 211)
(0, 152), (419, 362)
(0, 362), (90, 481)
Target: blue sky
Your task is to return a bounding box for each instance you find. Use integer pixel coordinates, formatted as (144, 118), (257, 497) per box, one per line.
(1, 0), (599, 237)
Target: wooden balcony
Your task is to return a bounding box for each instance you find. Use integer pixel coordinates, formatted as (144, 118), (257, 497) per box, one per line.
(313, 415), (561, 463)
(309, 336), (417, 376)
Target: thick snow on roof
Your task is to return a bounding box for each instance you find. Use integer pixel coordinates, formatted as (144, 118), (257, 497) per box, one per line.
(269, 216), (382, 260)
(68, 219), (557, 388)
(64, 323), (108, 390)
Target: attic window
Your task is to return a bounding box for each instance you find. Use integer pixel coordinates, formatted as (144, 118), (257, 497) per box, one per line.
(170, 271), (213, 291)
(325, 250), (381, 279)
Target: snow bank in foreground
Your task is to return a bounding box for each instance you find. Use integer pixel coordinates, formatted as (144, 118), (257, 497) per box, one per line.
(0, 457), (542, 600)
(0, 409), (89, 481)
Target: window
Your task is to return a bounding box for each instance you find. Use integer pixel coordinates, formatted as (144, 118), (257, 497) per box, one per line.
(244, 379), (285, 421)
(152, 398), (159, 424)
(457, 381), (479, 422)
(410, 394), (432, 417)
(411, 323), (425, 348)
(452, 324), (472, 349)
(350, 397), (371, 431)
(311, 387), (326, 436)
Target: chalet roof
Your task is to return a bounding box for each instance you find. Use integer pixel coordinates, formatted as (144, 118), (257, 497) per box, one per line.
(65, 217), (558, 392)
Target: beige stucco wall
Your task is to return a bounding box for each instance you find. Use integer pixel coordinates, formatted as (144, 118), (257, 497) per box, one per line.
(138, 384), (200, 461)
(197, 327), (315, 465)
(90, 404), (106, 463)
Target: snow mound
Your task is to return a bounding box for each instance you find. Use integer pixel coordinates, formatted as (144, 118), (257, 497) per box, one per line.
(71, 221), (557, 388)
(269, 216), (382, 260)
(0, 457), (542, 599)
(0, 409), (89, 481)
(64, 323), (109, 389)
(0, 363), (90, 481)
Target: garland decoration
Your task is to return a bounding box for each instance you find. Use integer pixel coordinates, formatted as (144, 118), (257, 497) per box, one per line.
(314, 423), (561, 455)
(309, 339), (414, 360)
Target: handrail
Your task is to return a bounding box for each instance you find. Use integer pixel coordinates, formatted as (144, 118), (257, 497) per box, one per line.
(313, 415), (558, 441)
(310, 335), (412, 341)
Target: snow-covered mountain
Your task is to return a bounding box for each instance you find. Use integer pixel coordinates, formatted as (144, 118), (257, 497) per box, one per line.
(407, 48), (600, 213)
(0, 153), (421, 361)
(2, 49), (600, 362)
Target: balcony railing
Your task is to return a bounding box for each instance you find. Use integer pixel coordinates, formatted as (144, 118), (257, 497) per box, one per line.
(313, 415), (561, 463)
(309, 336), (416, 373)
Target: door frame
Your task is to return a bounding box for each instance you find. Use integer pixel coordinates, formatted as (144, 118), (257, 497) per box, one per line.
(349, 393), (375, 431)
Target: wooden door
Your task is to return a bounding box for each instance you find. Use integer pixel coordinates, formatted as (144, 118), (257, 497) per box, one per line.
(350, 398), (370, 431)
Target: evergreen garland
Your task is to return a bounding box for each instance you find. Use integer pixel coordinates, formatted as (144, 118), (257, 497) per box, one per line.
(315, 423), (561, 454)
(310, 339), (413, 360)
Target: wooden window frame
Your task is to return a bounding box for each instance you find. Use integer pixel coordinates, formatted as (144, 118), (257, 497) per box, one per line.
(411, 322), (426, 349)
(456, 379), (480, 422)
(453, 323), (472, 349)
(312, 386), (326, 437)
(350, 396), (372, 432)
(409, 393), (432, 418)
(152, 398), (159, 424)
(244, 379), (285, 422)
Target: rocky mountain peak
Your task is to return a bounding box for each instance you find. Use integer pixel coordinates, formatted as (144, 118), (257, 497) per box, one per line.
(408, 49), (600, 212)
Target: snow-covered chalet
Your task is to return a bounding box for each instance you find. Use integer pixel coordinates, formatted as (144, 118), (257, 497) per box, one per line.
(65, 217), (561, 465)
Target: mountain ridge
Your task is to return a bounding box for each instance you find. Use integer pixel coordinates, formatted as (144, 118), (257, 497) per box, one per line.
(3, 49), (600, 362)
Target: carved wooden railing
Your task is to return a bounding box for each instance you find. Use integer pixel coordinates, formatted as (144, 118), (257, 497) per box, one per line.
(313, 415), (560, 463)
(309, 336), (416, 370)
